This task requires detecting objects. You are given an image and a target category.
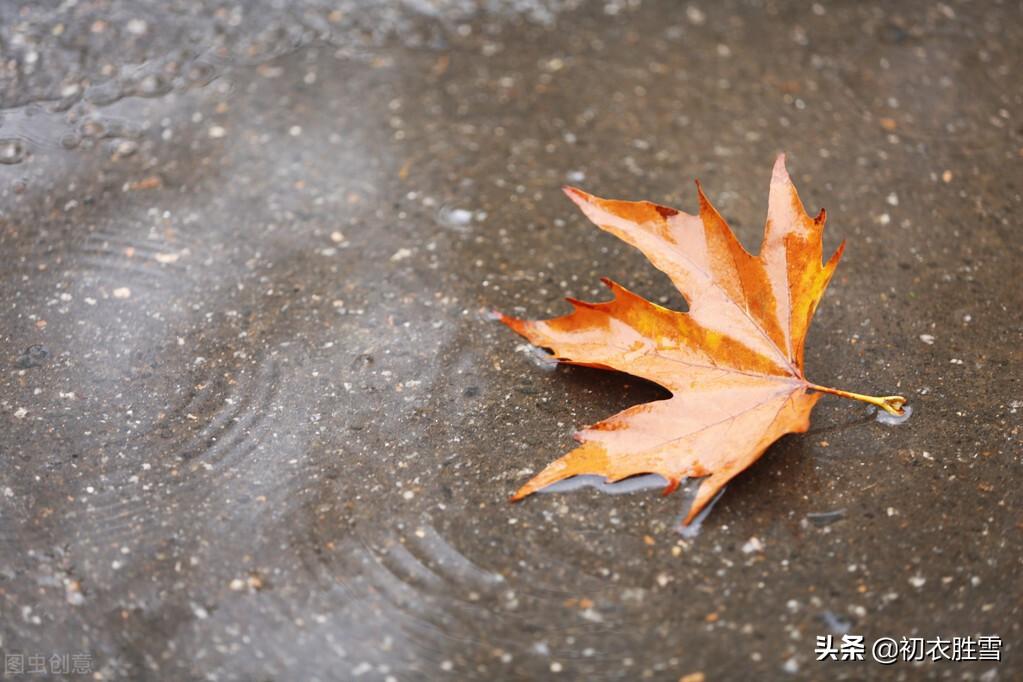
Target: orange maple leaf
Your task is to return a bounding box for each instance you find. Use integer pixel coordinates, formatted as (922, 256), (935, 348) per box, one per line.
(500, 155), (906, 524)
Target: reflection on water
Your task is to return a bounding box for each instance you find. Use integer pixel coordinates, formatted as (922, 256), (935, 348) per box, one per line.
(540, 472), (668, 495)
(675, 486), (725, 539)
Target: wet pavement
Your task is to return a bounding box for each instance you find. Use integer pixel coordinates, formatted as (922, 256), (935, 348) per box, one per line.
(1, 1), (1021, 680)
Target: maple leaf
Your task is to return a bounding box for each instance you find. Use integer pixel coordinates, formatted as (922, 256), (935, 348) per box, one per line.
(500, 155), (906, 524)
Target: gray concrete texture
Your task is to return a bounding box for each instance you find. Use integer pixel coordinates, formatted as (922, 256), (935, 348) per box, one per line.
(0, 0), (1020, 679)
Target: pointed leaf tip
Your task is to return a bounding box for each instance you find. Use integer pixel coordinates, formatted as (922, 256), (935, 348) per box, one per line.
(496, 312), (529, 336)
(694, 179), (713, 208)
(562, 185), (588, 203)
(827, 239), (847, 268)
(771, 153), (789, 184)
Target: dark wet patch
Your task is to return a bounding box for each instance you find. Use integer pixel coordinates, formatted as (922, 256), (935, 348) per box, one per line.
(14, 344), (49, 369)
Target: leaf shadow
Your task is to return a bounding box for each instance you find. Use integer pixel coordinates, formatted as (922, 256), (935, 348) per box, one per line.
(804, 411), (876, 436)
(553, 363), (672, 417)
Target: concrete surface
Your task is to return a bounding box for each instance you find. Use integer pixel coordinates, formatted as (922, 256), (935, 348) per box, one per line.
(0, 1), (1020, 680)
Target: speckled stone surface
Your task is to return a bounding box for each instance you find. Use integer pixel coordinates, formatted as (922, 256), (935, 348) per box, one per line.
(1, 1), (1020, 680)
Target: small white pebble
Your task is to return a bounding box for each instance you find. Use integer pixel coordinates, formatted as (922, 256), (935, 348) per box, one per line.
(208, 126), (226, 139)
(126, 19), (148, 35)
(909, 574), (926, 588)
(13, 407), (27, 419)
(154, 252), (180, 264)
(919, 334), (935, 344)
(390, 248), (413, 262)
(445, 208), (473, 225)
(65, 582), (85, 605)
(112, 287), (132, 299)
(741, 537), (764, 554)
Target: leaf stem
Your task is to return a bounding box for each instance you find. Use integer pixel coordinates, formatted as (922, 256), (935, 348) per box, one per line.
(807, 383), (907, 416)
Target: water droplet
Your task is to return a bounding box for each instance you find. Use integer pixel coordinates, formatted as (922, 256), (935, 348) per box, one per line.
(436, 205), (474, 232)
(876, 403), (912, 426)
(59, 133), (82, 150)
(805, 509), (846, 527)
(0, 138), (26, 165)
(79, 119), (107, 138)
(111, 139), (139, 158)
(136, 73), (171, 97)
